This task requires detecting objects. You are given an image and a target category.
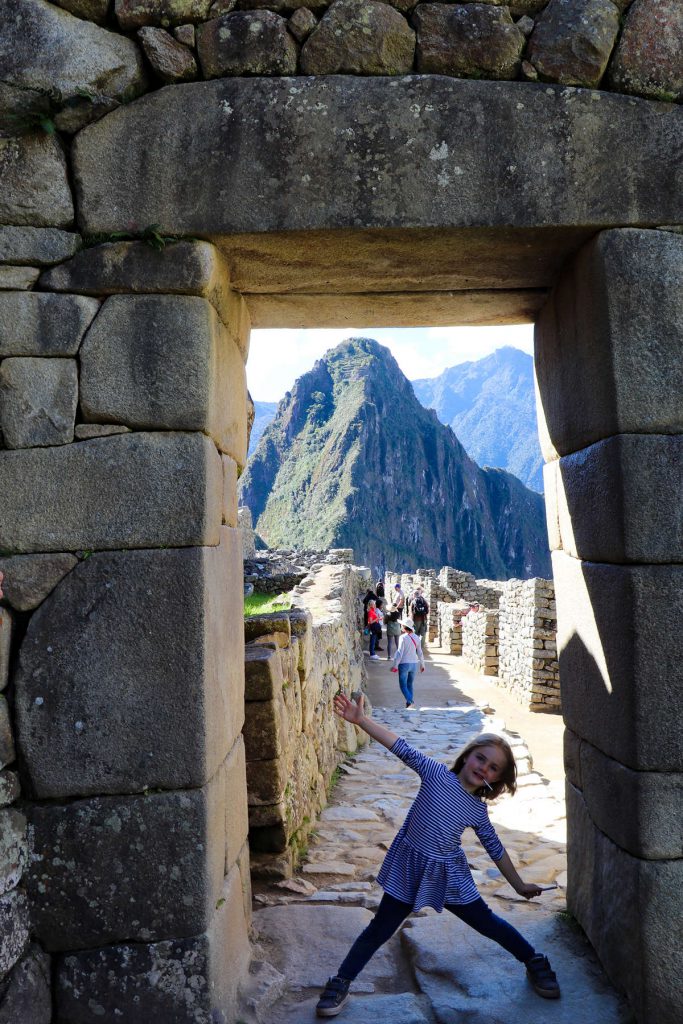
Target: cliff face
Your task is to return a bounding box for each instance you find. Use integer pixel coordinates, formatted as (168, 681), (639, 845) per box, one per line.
(240, 338), (550, 578)
(412, 346), (544, 493)
(248, 400), (278, 457)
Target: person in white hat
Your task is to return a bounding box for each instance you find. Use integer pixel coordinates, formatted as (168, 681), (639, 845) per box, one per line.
(390, 618), (424, 708)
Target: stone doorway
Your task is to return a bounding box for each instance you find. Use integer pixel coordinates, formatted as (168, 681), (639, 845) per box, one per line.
(1, 70), (680, 1024)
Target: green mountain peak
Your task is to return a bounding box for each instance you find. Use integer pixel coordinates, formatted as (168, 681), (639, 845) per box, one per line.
(240, 337), (550, 577)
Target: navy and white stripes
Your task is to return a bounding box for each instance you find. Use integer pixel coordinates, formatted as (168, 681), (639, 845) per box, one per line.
(376, 737), (505, 912)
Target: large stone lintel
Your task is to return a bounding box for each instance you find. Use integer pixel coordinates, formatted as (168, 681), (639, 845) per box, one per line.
(535, 229), (683, 458)
(15, 530), (244, 798)
(73, 78), (683, 238)
(0, 431), (223, 554)
(553, 552), (683, 771)
(247, 288), (546, 328)
(567, 783), (682, 1024)
(217, 224), (593, 298)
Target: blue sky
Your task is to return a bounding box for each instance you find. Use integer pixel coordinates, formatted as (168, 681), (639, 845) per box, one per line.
(247, 325), (534, 402)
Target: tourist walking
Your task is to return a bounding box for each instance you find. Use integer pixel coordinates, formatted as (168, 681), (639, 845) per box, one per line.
(409, 586), (429, 644)
(315, 696), (561, 1017)
(390, 618), (424, 708)
(384, 608), (402, 661)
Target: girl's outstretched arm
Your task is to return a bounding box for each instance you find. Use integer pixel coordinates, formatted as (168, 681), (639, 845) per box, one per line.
(495, 850), (542, 899)
(334, 693), (399, 750)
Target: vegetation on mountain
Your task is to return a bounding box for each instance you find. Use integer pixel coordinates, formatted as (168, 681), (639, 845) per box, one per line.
(248, 400), (279, 457)
(412, 346), (544, 493)
(239, 338), (550, 578)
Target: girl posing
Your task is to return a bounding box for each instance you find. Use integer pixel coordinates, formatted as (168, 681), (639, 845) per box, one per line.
(316, 694), (560, 1017)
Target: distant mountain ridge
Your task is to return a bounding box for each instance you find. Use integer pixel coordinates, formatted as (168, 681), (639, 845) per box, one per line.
(240, 338), (550, 578)
(248, 400), (279, 457)
(411, 346), (544, 492)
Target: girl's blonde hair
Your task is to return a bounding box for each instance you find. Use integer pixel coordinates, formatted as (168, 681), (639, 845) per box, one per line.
(450, 732), (517, 801)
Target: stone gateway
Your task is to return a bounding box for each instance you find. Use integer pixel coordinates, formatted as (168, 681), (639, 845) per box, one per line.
(0, 1), (681, 1021)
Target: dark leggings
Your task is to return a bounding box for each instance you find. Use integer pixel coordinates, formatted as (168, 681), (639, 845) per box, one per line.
(338, 893), (535, 981)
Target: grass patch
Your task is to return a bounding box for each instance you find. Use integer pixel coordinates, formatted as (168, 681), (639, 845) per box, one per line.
(327, 766), (342, 797)
(244, 592), (292, 617)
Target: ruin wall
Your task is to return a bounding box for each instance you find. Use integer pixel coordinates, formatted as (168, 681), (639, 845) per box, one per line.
(244, 562), (369, 879)
(462, 607), (500, 676)
(498, 576), (560, 711)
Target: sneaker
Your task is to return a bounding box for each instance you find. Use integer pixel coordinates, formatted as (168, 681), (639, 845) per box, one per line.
(316, 976), (351, 1017)
(370, 654), (380, 660)
(526, 954), (560, 999)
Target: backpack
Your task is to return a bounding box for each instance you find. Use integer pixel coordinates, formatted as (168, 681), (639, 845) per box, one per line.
(413, 595), (428, 615)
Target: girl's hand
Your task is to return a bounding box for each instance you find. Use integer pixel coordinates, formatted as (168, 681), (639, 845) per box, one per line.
(334, 691), (365, 725)
(420, 666), (425, 673)
(390, 667), (398, 673)
(517, 882), (542, 900)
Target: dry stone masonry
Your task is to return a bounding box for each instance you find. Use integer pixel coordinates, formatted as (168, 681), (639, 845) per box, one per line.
(244, 545), (354, 594)
(244, 561), (370, 880)
(0, 0), (680, 1020)
(390, 566), (560, 712)
(462, 607), (500, 676)
(0, 239), (253, 1022)
(498, 577), (560, 711)
(0, 0), (680, 111)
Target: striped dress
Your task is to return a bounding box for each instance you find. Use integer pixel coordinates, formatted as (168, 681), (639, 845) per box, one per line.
(376, 737), (505, 912)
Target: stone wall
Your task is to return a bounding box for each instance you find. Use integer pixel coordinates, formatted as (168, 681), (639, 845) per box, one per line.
(0, 4), (680, 1021)
(498, 576), (560, 711)
(436, 600), (469, 654)
(536, 228), (683, 1022)
(244, 562), (369, 879)
(401, 565), (560, 711)
(238, 504), (256, 558)
(438, 567), (507, 609)
(462, 608), (500, 676)
(245, 546), (355, 595)
(0, 239), (252, 1021)
(0, 0), (678, 123)
(0, 602), (42, 1015)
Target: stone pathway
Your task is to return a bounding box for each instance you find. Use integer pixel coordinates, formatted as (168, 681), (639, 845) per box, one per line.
(246, 653), (632, 1024)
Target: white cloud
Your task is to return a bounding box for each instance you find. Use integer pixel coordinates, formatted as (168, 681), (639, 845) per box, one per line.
(247, 325), (534, 401)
